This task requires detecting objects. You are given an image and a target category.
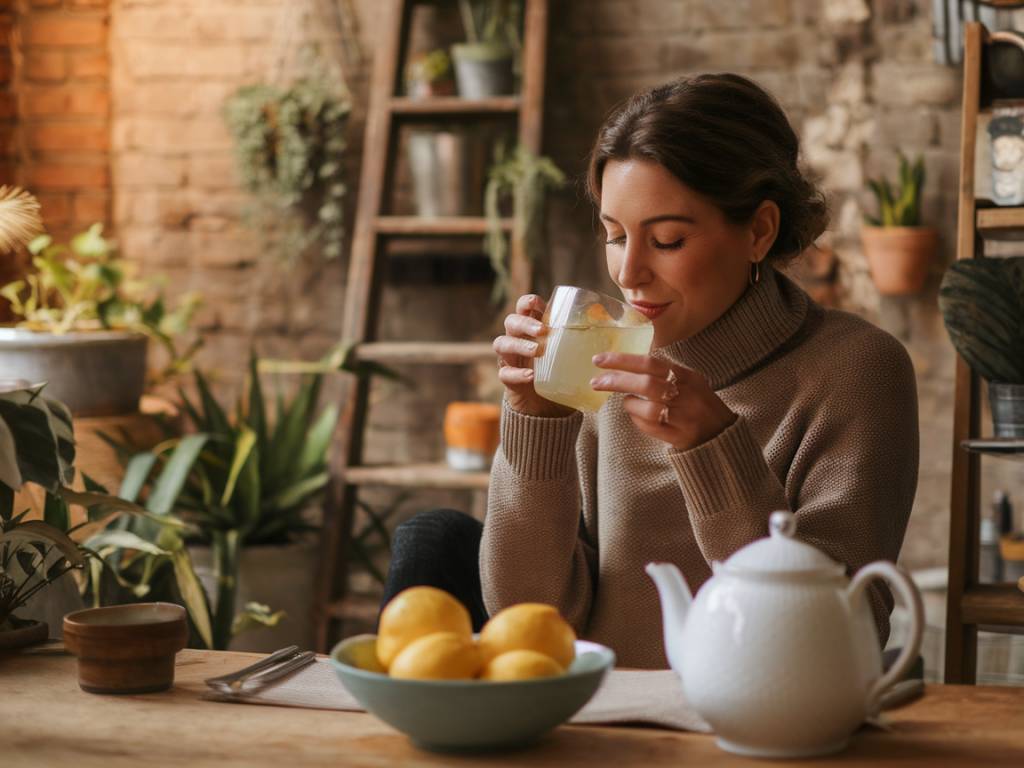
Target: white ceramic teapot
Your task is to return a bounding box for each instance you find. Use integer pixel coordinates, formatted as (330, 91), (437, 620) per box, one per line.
(646, 510), (924, 759)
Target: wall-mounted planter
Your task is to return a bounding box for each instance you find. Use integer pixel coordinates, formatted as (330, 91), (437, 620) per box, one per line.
(860, 226), (939, 296)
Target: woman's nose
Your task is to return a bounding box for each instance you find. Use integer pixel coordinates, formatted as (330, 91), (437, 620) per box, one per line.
(616, 241), (651, 288)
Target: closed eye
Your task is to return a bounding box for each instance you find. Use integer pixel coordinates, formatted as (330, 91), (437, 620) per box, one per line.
(654, 238), (684, 250)
(605, 235), (626, 247)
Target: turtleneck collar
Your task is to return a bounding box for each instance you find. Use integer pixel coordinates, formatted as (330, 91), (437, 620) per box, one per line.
(657, 266), (810, 390)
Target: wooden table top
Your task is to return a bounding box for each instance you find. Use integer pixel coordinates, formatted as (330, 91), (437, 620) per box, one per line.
(2, 647), (1022, 767)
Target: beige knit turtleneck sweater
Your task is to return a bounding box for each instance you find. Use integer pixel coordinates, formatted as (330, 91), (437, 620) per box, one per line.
(481, 266), (919, 669)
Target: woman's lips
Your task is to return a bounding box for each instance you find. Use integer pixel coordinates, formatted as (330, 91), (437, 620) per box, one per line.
(630, 301), (671, 320)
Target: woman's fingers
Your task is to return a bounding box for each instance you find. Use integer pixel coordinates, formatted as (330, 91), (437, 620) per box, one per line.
(516, 293), (546, 319)
(498, 364), (535, 386)
(504, 312), (547, 338)
(592, 352), (672, 377)
(590, 370), (674, 402)
(493, 334), (540, 360)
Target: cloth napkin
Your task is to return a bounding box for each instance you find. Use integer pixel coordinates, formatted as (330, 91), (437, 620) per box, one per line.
(201, 659), (713, 733)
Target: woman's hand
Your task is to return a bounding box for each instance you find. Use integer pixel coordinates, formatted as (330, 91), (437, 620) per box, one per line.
(591, 353), (736, 451)
(493, 294), (574, 418)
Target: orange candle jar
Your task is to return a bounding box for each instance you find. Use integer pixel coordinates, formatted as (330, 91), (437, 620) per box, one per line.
(444, 402), (501, 471)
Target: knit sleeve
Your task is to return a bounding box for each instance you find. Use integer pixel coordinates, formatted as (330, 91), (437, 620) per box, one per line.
(480, 402), (598, 633)
(669, 334), (920, 645)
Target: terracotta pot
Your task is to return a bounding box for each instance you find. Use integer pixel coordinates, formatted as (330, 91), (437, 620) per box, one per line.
(860, 226), (938, 296)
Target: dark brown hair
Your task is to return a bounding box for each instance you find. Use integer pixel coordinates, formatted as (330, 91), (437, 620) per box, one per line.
(587, 73), (828, 264)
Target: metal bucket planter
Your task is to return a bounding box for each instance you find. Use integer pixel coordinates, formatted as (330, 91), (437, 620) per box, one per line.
(408, 129), (476, 217)
(989, 382), (1024, 438)
(0, 328), (147, 417)
(451, 43), (514, 98)
(189, 538), (318, 652)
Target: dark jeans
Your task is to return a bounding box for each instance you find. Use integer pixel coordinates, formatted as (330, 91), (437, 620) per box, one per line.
(380, 509), (489, 631)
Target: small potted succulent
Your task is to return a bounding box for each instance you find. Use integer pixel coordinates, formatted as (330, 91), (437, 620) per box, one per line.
(861, 153), (939, 296)
(0, 223), (200, 416)
(452, 0), (520, 98)
(939, 256), (1024, 437)
(405, 48), (456, 99)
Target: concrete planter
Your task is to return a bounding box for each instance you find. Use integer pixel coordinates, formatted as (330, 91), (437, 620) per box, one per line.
(189, 538), (318, 652)
(0, 328), (147, 417)
(860, 226), (938, 296)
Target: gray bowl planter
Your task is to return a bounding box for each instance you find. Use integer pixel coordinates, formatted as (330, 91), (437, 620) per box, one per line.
(451, 43), (514, 98)
(0, 328), (147, 417)
(989, 383), (1024, 438)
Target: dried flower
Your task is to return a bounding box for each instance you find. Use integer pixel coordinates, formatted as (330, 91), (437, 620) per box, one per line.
(0, 186), (43, 254)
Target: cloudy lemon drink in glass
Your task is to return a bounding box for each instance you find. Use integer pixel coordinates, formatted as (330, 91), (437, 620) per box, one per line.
(534, 286), (654, 412)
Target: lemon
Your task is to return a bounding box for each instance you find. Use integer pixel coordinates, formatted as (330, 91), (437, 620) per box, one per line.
(478, 603), (576, 669)
(388, 631), (482, 680)
(376, 586), (472, 669)
(480, 649), (564, 681)
(347, 639), (387, 674)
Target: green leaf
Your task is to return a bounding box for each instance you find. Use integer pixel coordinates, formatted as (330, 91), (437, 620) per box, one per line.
(148, 434), (210, 516)
(266, 377), (319, 488)
(43, 491), (69, 532)
(167, 540), (212, 649)
(84, 530), (170, 557)
(211, 529), (240, 650)
(270, 471), (329, 511)
(0, 416), (22, 490)
(221, 426), (257, 507)
(247, 353), (268, 456)
(295, 404), (337, 478)
(118, 453), (158, 503)
(194, 371), (231, 437)
(0, 520), (86, 568)
(232, 601), (285, 637)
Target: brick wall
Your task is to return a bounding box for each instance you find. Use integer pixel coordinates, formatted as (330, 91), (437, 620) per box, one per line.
(13, 0), (111, 239)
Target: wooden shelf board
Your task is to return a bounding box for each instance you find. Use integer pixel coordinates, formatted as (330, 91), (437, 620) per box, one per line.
(961, 583), (1024, 627)
(976, 206), (1024, 233)
(343, 462), (490, 490)
(374, 216), (512, 236)
(390, 96), (520, 116)
(354, 341), (495, 365)
(961, 438), (1024, 462)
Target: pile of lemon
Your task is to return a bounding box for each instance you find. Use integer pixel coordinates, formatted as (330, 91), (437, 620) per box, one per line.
(368, 586), (576, 681)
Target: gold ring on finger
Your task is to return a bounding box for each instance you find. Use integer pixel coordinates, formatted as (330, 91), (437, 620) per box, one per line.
(658, 404), (671, 426)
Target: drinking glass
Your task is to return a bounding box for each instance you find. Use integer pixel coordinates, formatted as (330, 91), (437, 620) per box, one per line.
(533, 286), (654, 413)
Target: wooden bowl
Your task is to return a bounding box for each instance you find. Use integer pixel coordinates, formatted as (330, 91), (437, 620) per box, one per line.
(63, 603), (188, 694)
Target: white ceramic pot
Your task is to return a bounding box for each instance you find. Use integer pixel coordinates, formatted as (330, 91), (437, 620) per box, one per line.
(647, 511), (924, 759)
(189, 538), (318, 652)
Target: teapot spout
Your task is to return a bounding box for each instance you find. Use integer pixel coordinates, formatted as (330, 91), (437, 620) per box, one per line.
(645, 562), (693, 674)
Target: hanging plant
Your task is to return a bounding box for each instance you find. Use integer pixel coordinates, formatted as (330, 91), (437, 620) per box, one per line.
(224, 73), (351, 261)
(484, 143), (565, 303)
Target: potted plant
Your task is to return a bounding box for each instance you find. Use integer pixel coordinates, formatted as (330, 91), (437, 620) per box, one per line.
(939, 256), (1024, 437)
(0, 223), (201, 417)
(861, 153), (939, 296)
(405, 48), (456, 99)
(224, 60), (351, 262)
(452, 0), (520, 98)
(484, 143), (565, 303)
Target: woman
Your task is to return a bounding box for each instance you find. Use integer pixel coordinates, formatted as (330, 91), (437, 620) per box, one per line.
(382, 74), (919, 669)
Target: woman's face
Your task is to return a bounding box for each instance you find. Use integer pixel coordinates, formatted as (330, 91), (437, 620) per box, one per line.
(599, 159), (776, 347)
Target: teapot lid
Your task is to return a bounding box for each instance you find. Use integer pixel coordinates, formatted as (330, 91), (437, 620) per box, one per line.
(723, 511), (845, 577)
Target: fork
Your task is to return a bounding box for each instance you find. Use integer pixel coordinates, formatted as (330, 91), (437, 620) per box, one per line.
(204, 646), (316, 693)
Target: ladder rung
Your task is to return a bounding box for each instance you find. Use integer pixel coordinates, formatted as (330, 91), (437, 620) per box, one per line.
(374, 216), (512, 236)
(355, 342), (495, 365)
(389, 96), (520, 116)
(344, 462), (491, 490)
(960, 583), (1024, 627)
(325, 594), (380, 622)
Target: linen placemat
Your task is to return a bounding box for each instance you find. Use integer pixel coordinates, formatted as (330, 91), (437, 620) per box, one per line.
(201, 658), (713, 733)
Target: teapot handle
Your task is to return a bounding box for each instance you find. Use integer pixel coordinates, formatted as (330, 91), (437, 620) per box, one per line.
(846, 561), (924, 715)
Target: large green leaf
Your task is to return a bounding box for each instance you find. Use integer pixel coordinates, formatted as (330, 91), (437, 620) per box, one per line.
(247, 353), (267, 457)
(221, 426), (257, 508)
(939, 257), (1024, 383)
(119, 452), (158, 503)
(147, 434), (210, 516)
(269, 471), (329, 511)
(43, 491), (68, 532)
(211, 529), (240, 650)
(85, 530), (170, 557)
(167, 538), (212, 649)
(0, 520), (86, 567)
(295, 404), (338, 479)
(0, 397), (61, 491)
(0, 416), (22, 490)
(194, 371), (231, 437)
(266, 377), (319, 488)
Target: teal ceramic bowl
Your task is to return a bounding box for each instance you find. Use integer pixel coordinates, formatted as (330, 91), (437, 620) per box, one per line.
(330, 634), (615, 751)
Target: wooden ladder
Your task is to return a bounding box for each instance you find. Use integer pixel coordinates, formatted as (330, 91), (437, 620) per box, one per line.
(944, 20), (1024, 683)
(313, 0), (550, 651)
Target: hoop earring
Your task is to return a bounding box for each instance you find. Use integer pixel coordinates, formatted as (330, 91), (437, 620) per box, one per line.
(749, 260), (761, 286)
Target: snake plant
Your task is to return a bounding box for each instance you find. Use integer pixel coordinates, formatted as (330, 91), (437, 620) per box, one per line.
(865, 153), (926, 227)
(938, 256), (1024, 384)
